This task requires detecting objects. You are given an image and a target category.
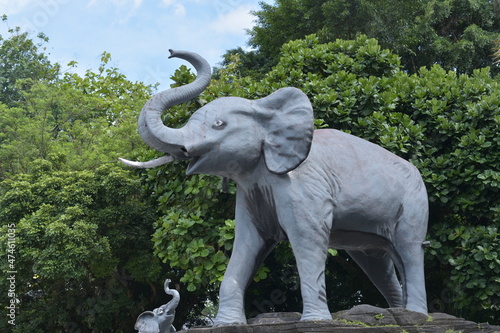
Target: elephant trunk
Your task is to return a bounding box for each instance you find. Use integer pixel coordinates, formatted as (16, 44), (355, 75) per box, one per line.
(163, 279), (180, 315)
(138, 49), (211, 159)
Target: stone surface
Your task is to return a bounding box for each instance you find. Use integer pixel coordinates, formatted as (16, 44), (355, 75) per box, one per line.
(248, 312), (301, 324)
(332, 304), (397, 326)
(386, 307), (428, 326)
(182, 306), (500, 333)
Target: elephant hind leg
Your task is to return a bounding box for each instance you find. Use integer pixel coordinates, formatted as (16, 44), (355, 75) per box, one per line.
(393, 177), (429, 314)
(347, 250), (403, 308)
(392, 241), (428, 314)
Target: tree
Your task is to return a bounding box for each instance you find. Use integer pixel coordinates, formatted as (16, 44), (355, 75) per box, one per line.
(246, 0), (500, 74)
(0, 162), (168, 332)
(0, 17), (60, 106)
(147, 35), (499, 324)
(0, 50), (153, 179)
(0, 27), (179, 332)
(216, 47), (272, 79)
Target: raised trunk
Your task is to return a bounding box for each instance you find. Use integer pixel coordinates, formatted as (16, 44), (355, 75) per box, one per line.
(138, 49), (211, 158)
(163, 279), (180, 314)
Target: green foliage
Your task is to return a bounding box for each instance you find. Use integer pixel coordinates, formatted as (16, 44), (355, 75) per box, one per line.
(0, 28), (172, 332)
(246, 0), (500, 75)
(0, 162), (165, 332)
(154, 212), (234, 291)
(428, 223), (499, 319)
(0, 48), (153, 178)
(140, 155), (234, 285)
(0, 24), (60, 106)
(494, 35), (500, 63)
(149, 169), (236, 291)
(405, 67), (500, 224)
(217, 47), (274, 80)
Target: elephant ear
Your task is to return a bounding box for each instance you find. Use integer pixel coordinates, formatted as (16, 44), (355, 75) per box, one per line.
(134, 311), (160, 333)
(255, 87), (314, 174)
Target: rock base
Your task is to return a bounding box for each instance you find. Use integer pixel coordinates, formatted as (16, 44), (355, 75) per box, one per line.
(183, 305), (500, 333)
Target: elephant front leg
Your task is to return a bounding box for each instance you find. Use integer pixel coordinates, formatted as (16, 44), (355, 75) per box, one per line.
(289, 232), (332, 321)
(213, 218), (275, 326)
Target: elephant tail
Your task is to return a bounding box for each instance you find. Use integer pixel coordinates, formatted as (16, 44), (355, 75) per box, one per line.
(387, 247), (407, 307)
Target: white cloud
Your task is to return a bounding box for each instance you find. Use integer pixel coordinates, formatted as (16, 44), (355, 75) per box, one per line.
(87, 0), (143, 7)
(159, 0), (185, 16)
(173, 4), (186, 16)
(0, 0), (31, 15)
(0, 0), (74, 34)
(210, 5), (255, 35)
(86, 0), (144, 24)
(0, 0), (69, 15)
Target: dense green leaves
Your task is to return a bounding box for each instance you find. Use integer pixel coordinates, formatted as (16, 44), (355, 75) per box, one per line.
(0, 163), (165, 332)
(0, 51), (152, 178)
(0, 26), (60, 106)
(428, 223), (500, 319)
(0, 27), (173, 332)
(245, 0), (500, 75)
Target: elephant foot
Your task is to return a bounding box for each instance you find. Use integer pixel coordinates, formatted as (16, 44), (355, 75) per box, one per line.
(300, 310), (333, 322)
(405, 304), (428, 316)
(212, 318), (246, 327)
(213, 310), (247, 327)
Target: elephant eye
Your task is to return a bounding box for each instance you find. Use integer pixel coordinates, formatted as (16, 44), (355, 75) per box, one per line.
(212, 120), (226, 129)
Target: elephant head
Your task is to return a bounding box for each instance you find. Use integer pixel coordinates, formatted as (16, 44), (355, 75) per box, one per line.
(134, 279), (179, 333)
(119, 50), (314, 176)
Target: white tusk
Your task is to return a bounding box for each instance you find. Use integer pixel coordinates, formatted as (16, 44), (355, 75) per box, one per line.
(118, 155), (175, 168)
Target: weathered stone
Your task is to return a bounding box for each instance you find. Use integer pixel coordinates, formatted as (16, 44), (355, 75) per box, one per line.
(332, 305), (397, 326)
(248, 312), (301, 324)
(183, 308), (500, 333)
(386, 307), (428, 325)
(422, 312), (500, 333)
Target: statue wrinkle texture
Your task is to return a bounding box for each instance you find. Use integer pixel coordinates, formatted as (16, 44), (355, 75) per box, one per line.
(120, 49), (429, 326)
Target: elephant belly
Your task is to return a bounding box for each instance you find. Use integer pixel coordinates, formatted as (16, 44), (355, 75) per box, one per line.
(329, 229), (393, 253)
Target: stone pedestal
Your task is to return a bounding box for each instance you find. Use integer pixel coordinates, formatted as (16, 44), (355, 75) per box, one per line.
(182, 305), (500, 333)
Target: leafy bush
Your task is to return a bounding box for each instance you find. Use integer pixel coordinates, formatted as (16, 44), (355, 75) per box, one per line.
(0, 162), (165, 332)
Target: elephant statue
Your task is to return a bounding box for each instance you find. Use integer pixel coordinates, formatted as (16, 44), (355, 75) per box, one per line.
(134, 279), (179, 333)
(121, 49), (429, 325)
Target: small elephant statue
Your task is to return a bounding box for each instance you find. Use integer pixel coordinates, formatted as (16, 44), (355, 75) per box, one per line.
(134, 279), (179, 333)
(121, 50), (429, 325)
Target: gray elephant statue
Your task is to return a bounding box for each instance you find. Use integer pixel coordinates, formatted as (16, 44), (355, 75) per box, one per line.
(134, 279), (179, 333)
(121, 50), (428, 325)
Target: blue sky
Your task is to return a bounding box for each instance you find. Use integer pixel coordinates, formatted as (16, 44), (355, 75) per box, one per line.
(0, 0), (272, 90)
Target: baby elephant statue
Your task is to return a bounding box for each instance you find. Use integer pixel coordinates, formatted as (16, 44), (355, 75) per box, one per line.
(121, 50), (429, 325)
(134, 279), (179, 333)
